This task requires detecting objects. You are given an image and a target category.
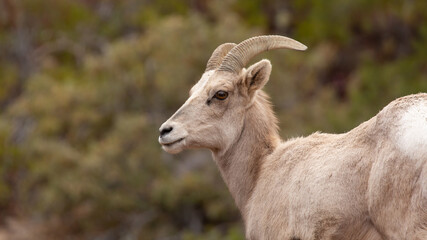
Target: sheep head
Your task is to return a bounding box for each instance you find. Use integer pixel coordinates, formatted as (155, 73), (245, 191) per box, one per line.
(158, 35), (307, 154)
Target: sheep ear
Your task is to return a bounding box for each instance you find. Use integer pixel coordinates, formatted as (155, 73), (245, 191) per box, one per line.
(242, 59), (272, 97)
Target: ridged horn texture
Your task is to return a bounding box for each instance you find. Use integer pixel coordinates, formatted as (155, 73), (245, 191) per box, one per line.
(205, 43), (237, 72)
(218, 35), (307, 73)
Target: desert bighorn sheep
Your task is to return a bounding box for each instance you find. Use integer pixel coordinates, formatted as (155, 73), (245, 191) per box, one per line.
(158, 35), (427, 240)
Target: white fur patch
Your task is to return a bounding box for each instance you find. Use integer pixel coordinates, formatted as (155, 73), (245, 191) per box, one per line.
(190, 70), (213, 96)
(396, 102), (427, 159)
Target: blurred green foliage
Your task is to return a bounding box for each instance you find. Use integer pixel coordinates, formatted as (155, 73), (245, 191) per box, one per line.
(0, 0), (426, 239)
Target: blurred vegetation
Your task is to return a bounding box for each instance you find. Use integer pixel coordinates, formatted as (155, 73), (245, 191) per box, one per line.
(0, 0), (426, 239)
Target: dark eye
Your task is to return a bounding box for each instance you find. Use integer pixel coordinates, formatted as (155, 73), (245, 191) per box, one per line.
(214, 90), (228, 100)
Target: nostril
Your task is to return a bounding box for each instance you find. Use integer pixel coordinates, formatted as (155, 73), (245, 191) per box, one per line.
(160, 126), (173, 137)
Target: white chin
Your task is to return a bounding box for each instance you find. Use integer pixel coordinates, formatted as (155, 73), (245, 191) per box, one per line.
(161, 141), (185, 154)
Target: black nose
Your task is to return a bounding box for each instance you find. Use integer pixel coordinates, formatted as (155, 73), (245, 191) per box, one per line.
(160, 126), (173, 137)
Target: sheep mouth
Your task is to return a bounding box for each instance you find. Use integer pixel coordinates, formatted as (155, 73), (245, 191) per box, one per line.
(162, 138), (184, 147)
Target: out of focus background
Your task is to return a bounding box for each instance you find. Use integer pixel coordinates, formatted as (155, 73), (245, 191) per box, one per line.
(0, 0), (426, 239)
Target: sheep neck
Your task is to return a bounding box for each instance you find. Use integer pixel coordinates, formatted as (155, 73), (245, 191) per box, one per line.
(212, 91), (280, 220)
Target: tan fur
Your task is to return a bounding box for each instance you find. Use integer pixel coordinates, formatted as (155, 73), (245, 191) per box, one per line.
(159, 50), (427, 239)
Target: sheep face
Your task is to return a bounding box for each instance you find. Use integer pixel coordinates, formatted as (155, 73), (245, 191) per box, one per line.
(158, 59), (272, 154)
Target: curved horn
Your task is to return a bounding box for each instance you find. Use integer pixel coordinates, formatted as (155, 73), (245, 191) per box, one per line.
(218, 35), (307, 73)
(205, 43), (236, 72)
